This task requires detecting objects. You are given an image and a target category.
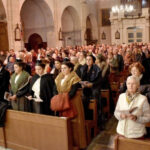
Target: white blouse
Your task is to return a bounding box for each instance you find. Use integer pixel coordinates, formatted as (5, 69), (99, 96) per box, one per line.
(32, 77), (41, 98)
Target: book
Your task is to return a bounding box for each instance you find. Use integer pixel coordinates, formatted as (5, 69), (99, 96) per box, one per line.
(116, 107), (138, 114)
(25, 96), (43, 102)
(4, 92), (11, 101)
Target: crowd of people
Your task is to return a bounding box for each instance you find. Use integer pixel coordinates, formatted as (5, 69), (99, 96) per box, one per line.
(0, 42), (150, 148)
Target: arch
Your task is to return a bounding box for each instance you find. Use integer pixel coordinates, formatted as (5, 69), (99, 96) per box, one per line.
(0, 0), (6, 20)
(86, 14), (98, 42)
(0, 0), (8, 52)
(28, 33), (43, 51)
(61, 6), (81, 46)
(20, 0), (54, 48)
(85, 16), (92, 45)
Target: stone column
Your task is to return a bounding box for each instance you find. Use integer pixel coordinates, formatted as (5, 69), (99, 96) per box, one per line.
(143, 8), (150, 43)
(51, 0), (62, 48)
(7, 0), (24, 51)
(80, 0), (87, 46)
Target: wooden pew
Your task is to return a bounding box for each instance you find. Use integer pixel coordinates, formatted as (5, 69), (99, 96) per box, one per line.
(114, 135), (150, 150)
(0, 110), (73, 150)
(146, 122), (150, 127)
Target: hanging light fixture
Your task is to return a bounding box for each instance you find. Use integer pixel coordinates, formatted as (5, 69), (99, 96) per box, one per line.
(112, 4), (134, 13)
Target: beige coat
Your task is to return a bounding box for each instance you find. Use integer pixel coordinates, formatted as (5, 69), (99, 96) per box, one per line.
(114, 93), (150, 138)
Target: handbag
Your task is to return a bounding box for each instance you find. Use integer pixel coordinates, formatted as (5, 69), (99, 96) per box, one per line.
(51, 93), (77, 118)
(50, 93), (70, 111)
(59, 101), (77, 119)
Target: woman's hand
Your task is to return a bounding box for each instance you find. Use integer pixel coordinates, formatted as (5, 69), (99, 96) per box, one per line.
(86, 82), (93, 88)
(120, 113), (128, 119)
(9, 95), (16, 101)
(128, 114), (137, 121)
(26, 96), (33, 100)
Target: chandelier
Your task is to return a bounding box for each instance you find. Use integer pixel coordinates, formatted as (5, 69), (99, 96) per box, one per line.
(112, 5), (134, 13)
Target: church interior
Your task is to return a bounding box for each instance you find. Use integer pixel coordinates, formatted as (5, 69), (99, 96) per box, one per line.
(0, 0), (150, 150)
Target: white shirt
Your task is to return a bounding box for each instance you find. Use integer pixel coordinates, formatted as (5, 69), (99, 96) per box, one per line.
(15, 74), (21, 84)
(32, 77), (41, 98)
(61, 75), (68, 86)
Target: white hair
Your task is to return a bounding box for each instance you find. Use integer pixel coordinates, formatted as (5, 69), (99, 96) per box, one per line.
(126, 76), (140, 86)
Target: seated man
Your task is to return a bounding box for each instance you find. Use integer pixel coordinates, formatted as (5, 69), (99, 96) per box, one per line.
(114, 76), (150, 138)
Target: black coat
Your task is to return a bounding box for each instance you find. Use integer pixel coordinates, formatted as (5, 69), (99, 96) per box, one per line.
(0, 67), (10, 100)
(29, 74), (56, 115)
(80, 64), (102, 89)
(117, 54), (124, 72)
(0, 100), (11, 127)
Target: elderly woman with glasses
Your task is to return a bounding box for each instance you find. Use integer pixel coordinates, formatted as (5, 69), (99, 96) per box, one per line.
(115, 76), (150, 138)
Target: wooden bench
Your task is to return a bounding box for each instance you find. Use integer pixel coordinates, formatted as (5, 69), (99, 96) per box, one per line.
(146, 122), (150, 127)
(114, 135), (150, 150)
(101, 89), (110, 118)
(0, 110), (73, 150)
(85, 99), (98, 144)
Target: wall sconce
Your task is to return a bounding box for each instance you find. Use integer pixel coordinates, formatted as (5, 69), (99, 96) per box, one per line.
(58, 28), (63, 40)
(101, 31), (106, 40)
(115, 30), (120, 39)
(14, 23), (21, 41)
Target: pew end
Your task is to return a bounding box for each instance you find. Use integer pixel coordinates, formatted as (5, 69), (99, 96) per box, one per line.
(0, 110), (74, 150)
(114, 135), (150, 150)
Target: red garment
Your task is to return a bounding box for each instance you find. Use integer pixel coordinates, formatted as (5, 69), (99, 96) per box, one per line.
(51, 93), (77, 118)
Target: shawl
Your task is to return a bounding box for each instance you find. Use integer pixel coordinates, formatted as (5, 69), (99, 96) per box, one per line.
(55, 71), (81, 93)
(10, 70), (30, 94)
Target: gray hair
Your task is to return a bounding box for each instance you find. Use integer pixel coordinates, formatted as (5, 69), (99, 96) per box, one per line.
(70, 56), (78, 63)
(126, 76), (140, 86)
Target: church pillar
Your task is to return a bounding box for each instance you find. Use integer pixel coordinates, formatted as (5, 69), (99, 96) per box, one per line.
(7, 0), (24, 51)
(80, 1), (87, 45)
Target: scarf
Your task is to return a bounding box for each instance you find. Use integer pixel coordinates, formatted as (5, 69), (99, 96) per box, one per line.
(126, 91), (140, 105)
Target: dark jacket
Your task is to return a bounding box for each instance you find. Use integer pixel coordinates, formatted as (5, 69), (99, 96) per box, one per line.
(80, 64), (102, 89)
(117, 54), (124, 72)
(0, 100), (11, 127)
(29, 74), (56, 115)
(0, 67), (10, 100)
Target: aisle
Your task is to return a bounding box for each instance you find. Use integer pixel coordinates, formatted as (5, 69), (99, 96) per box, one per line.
(87, 116), (118, 150)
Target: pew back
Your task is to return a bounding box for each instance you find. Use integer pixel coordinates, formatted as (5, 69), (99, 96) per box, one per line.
(0, 110), (73, 150)
(115, 136), (150, 150)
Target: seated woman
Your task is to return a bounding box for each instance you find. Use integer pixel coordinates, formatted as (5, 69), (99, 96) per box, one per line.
(120, 62), (148, 93)
(9, 61), (30, 111)
(28, 60), (56, 115)
(55, 61), (87, 149)
(114, 76), (150, 138)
